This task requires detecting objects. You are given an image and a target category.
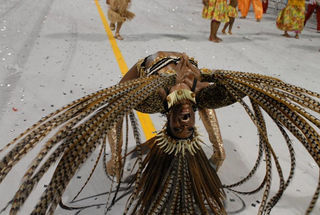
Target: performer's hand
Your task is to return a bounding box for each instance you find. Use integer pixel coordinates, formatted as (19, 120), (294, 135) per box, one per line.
(157, 88), (167, 101)
(210, 150), (225, 171)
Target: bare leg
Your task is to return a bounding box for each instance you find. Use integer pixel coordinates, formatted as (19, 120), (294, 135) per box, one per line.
(115, 21), (124, 40)
(199, 108), (225, 171)
(228, 17), (235, 34)
(282, 31), (290, 37)
(295, 32), (299, 39)
(110, 22), (115, 31)
(209, 20), (222, 42)
(222, 21), (229, 34)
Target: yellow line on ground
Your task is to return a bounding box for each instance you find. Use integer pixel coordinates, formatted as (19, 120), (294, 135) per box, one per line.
(94, 0), (156, 140)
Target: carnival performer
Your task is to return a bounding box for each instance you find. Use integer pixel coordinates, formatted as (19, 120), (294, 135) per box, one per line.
(240, 0), (263, 21)
(106, 0), (135, 40)
(202, 0), (229, 42)
(106, 52), (225, 180)
(276, 0), (305, 38)
(222, 0), (239, 34)
(304, 0), (320, 33)
(1, 51), (320, 214)
(238, 0), (244, 11)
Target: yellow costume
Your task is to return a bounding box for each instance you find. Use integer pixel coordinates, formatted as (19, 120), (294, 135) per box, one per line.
(202, 0), (230, 23)
(276, 0), (305, 32)
(227, 4), (238, 17)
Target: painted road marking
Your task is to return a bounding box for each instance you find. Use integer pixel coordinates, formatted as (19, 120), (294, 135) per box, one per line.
(94, 0), (155, 140)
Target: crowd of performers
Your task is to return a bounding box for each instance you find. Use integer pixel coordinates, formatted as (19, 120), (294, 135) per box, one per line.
(203, 0), (320, 41)
(105, 0), (320, 42)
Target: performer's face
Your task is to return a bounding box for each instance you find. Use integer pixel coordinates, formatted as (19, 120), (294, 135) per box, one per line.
(168, 100), (195, 139)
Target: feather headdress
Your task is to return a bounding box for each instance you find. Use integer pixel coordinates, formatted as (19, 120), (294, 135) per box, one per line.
(166, 89), (196, 109)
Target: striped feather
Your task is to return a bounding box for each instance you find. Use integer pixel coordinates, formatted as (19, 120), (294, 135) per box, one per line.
(207, 69), (320, 214)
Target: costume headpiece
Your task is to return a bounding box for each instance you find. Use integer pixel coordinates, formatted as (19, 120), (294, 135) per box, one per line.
(166, 89), (196, 109)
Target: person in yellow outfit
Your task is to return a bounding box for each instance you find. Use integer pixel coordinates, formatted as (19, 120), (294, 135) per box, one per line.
(276, 0), (305, 39)
(202, 0), (229, 42)
(222, 0), (238, 34)
(240, 0), (263, 21)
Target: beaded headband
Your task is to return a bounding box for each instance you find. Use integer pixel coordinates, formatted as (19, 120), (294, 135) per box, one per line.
(166, 89), (196, 109)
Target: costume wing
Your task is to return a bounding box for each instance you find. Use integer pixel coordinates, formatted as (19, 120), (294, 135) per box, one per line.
(1, 67), (320, 215)
(0, 74), (174, 214)
(199, 69), (320, 214)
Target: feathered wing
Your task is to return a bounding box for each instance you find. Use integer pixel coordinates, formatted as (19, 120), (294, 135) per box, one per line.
(2, 67), (320, 215)
(201, 69), (320, 214)
(0, 74), (174, 215)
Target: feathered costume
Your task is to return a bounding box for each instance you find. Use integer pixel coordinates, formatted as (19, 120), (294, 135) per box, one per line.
(1, 53), (320, 215)
(107, 0), (135, 24)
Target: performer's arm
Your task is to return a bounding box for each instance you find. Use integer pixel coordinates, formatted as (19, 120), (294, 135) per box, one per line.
(120, 63), (140, 83)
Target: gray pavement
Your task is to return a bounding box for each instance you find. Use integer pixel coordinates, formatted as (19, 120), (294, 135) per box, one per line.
(0, 0), (320, 214)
